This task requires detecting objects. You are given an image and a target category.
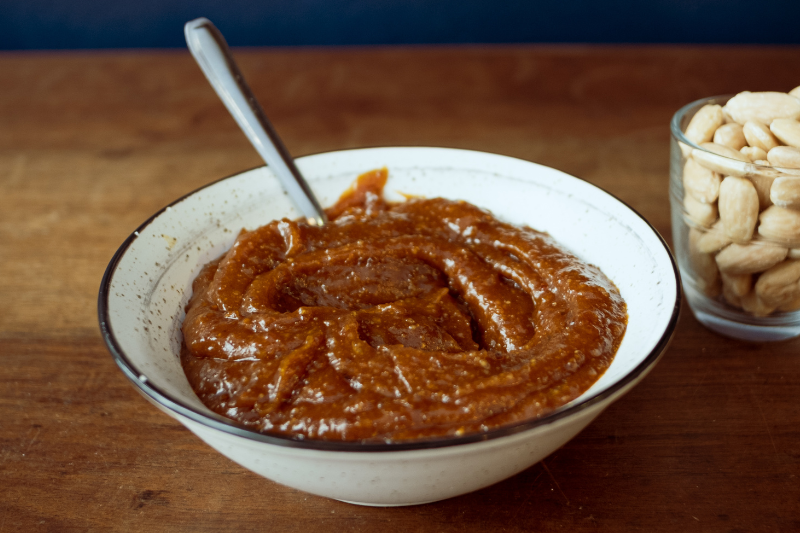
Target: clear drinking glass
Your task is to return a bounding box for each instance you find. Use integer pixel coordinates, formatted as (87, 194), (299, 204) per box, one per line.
(670, 96), (800, 341)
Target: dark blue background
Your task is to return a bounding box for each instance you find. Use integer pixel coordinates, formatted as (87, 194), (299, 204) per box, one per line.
(3, 0), (800, 50)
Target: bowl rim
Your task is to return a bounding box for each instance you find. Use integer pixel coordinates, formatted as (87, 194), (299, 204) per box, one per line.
(98, 146), (681, 453)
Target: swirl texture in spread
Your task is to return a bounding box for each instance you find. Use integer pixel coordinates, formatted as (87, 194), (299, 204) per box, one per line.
(181, 168), (627, 441)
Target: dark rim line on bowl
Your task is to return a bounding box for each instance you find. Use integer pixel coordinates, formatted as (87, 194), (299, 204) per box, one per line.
(98, 147), (682, 453)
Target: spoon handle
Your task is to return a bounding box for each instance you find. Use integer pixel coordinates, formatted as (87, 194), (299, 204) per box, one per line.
(184, 17), (327, 226)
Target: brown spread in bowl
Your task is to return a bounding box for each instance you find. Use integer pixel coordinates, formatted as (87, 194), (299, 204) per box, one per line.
(181, 168), (627, 442)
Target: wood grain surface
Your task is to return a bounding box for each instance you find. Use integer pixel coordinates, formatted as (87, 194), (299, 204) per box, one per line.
(1, 46), (799, 532)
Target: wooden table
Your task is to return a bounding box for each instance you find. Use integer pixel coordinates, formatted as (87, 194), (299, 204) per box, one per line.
(2, 46), (799, 532)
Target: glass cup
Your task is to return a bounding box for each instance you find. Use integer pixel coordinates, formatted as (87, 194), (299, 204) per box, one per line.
(670, 95), (800, 341)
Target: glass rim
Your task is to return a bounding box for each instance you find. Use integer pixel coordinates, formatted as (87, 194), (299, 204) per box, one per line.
(670, 94), (800, 174)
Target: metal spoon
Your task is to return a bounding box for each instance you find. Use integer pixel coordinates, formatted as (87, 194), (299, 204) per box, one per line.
(184, 17), (327, 226)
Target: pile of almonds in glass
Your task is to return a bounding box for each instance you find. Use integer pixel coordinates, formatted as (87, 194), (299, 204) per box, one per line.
(682, 87), (800, 316)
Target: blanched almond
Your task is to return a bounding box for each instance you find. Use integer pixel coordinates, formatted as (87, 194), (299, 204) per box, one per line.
(741, 146), (768, 162)
(767, 146), (800, 169)
(747, 170), (776, 210)
(770, 118), (800, 149)
(715, 240), (788, 274)
(724, 91), (800, 124)
(740, 290), (777, 317)
(722, 283), (742, 308)
(684, 194), (718, 228)
(743, 121), (780, 152)
(754, 259), (800, 307)
(790, 248), (800, 259)
(696, 220), (732, 253)
(685, 104), (725, 145)
(758, 205), (800, 247)
(770, 176), (800, 209)
(790, 86), (800, 99)
(683, 158), (721, 203)
(721, 272), (752, 297)
(723, 108), (736, 125)
(713, 122), (747, 150)
(693, 142), (750, 177)
(777, 292), (800, 312)
(689, 228), (721, 297)
(718, 176), (759, 243)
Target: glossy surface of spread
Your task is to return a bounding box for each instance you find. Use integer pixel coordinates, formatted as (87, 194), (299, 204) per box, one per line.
(181, 169), (627, 442)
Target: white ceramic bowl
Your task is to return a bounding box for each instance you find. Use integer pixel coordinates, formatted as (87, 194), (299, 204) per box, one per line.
(99, 147), (680, 506)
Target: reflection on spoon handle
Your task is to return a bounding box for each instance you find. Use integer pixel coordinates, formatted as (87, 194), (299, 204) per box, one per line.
(184, 17), (327, 226)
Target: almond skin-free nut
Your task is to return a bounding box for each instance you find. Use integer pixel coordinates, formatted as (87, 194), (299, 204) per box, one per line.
(718, 176), (759, 243)
(754, 259), (800, 307)
(767, 146), (800, 169)
(721, 271), (752, 298)
(741, 146), (768, 162)
(740, 290), (777, 317)
(770, 176), (800, 209)
(758, 205), (800, 247)
(685, 104), (725, 145)
(722, 108), (735, 124)
(713, 122), (747, 150)
(693, 142), (750, 177)
(684, 194), (718, 227)
(790, 86), (800, 99)
(747, 170), (776, 210)
(722, 284), (742, 307)
(743, 121), (780, 152)
(689, 228), (721, 297)
(715, 240), (788, 275)
(724, 91), (800, 124)
(683, 158), (721, 203)
(770, 118), (800, 149)
(777, 292), (800, 312)
(696, 219), (732, 253)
